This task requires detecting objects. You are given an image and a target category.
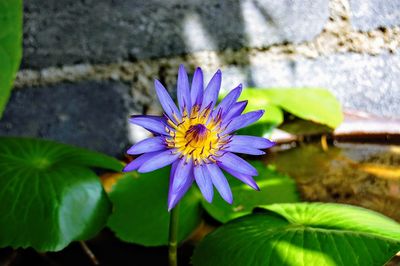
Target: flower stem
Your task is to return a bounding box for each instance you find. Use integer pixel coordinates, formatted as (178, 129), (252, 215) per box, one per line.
(168, 203), (180, 266)
(79, 241), (99, 265)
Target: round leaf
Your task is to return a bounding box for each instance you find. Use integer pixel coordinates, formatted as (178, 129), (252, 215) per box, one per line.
(240, 88), (343, 128)
(0, 0), (23, 117)
(0, 137), (117, 251)
(193, 203), (400, 266)
(202, 163), (299, 223)
(0, 137), (123, 172)
(107, 167), (202, 246)
(219, 92), (284, 137)
(236, 122), (276, 138)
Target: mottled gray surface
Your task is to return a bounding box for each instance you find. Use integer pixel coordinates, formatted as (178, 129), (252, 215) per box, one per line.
(0, 81), (136, 156)
(23, 0), (329, 69)
(211, 52), (400, 118)
(349, 0), (400, 31)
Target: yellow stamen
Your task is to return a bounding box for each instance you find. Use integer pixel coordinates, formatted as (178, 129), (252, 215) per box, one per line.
(165, 104), (227, 164)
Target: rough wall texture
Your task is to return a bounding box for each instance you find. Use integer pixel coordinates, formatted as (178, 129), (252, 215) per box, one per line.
(23, 0), (329, 68)
(349, 0), (400, 31)
(1, 0), (400, 155)
(0, 81), (135, 155)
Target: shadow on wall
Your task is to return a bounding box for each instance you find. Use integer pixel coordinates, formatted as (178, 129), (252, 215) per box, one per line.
(0, 81), (133, 156)
(10, 0), (328, 155)
(23, 0), (321, 86)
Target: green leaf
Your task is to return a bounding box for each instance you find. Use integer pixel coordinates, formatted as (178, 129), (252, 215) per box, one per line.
(245, 102), (284, 126)
(202, 162), (300, 223)
(0, 137), (123, 172)
(240, 88), (343, 128)
(236, 123), (276, 138)
(107, 167), (202, 246)
(237, 105), (283, 137)
(234, 89), (283, 125)
(0, 0), (23, 117)
(193, 203), (400, 266)
(259, 203), (400, 241)
(0, 137), (121, 251)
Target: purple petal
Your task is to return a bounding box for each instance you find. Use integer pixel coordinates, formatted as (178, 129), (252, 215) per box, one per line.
(204, 163), (233, 204)
(194, 165), (213, 203)
(230, 135), (276, 149)
(214, 84), (242, 117)
(223, 100), (248, 122)
(154, 80), (182, 122)
(217, 152), (258, 176)
(219, 164), (259, 190)
(171, 159), (192, 192)
(168, 159), (194, 210)
(167, 160), (179, 207)
(170, 159), (179, 177)
(138, 150), (179, 173)
(127, 137), (166, 155)
(129, 115), (169, 136)
(177, 64), (191, 112)
(122, 151), (161, 172)
(201, 70), (221, 111)
(223, 110), (264, 134)
(224, 145), (265, 155)
(190, 67), (204, 106)
(168, 160), (179, 197)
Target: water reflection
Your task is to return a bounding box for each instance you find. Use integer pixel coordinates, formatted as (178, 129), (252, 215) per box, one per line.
(266, 143), (400, 221)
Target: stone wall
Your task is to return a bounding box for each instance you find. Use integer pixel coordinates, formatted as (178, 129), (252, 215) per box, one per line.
(1, 0), (399, 156)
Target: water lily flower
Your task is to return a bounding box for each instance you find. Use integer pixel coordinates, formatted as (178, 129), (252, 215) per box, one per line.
(124, 65), (275, 210)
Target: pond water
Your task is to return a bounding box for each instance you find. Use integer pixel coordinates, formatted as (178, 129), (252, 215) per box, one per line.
(266, 142), (400, 221)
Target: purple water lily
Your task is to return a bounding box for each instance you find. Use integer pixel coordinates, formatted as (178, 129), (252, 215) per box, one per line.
(124, 65), (275, 210)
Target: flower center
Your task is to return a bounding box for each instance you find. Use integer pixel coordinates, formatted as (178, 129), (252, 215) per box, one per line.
(165, 105), (229, 164)
(185, 124), (209, 147)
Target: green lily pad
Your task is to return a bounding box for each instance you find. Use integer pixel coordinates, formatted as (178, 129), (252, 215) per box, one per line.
(236, 123), (277, 138)
(107, 167), (203, 246)
(239, 88), (343, 128)
(0, 137), (123, 251)
(237, 105), (283, 137)
(193, 203), (400, 266)
(243, 101), (284, 126)
(0, 0), (22, 117)
(202, 162), (300, 223)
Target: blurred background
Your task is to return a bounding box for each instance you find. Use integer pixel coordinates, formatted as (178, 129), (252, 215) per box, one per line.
(0, 0), (399, 156)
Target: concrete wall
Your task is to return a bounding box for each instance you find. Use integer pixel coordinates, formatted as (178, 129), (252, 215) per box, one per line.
(1, 0), (400, 156)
